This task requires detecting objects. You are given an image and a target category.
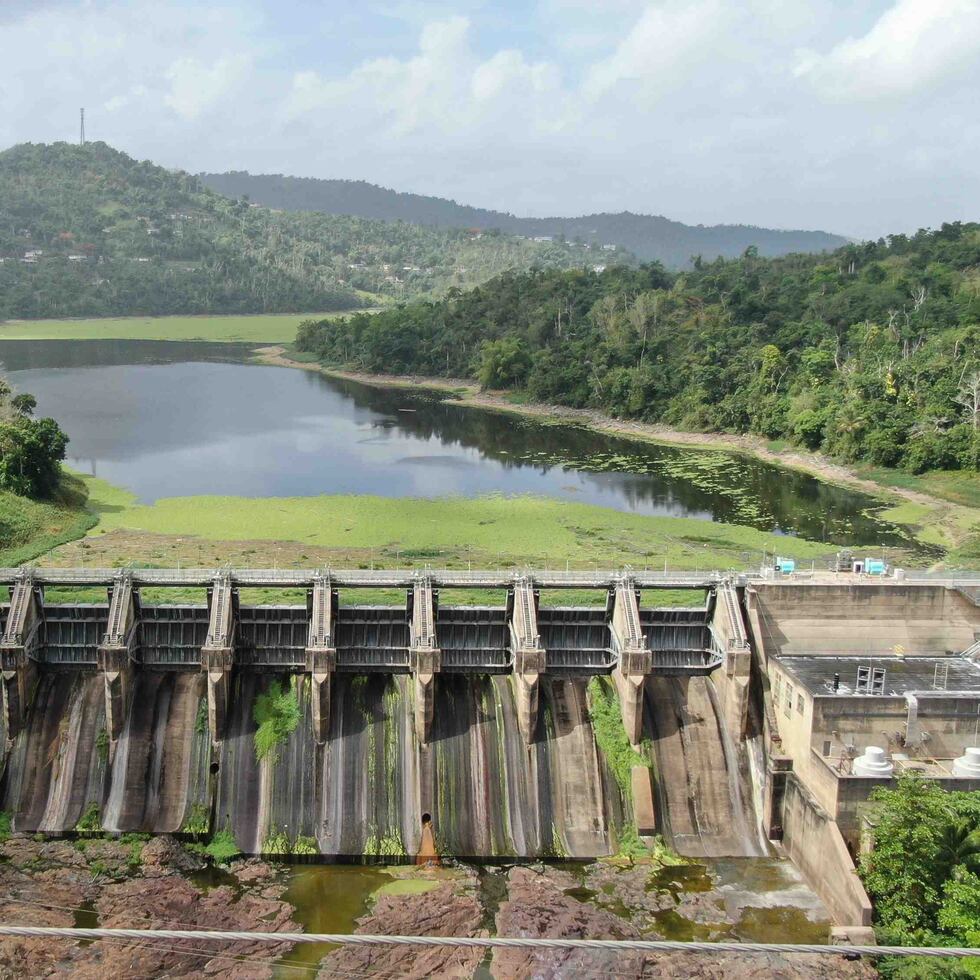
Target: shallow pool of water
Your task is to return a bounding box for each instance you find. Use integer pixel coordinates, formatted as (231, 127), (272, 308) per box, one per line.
(274, 864), (395, 977)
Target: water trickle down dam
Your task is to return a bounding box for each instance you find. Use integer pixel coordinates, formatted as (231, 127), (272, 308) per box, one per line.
(0, 567), (762, 860)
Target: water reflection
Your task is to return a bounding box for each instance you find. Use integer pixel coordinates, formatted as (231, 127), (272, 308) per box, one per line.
(0, 339), (910, 546)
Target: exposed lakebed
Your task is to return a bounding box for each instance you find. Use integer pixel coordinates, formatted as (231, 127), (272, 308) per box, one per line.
(0, 835), (865, 978)
(0, 338), (912, 547)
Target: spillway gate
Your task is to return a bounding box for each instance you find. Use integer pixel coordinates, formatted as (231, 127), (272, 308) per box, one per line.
(0, 567), (735, 746)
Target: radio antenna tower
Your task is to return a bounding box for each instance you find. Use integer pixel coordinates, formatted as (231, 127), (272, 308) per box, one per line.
(80, 108), (86, 146)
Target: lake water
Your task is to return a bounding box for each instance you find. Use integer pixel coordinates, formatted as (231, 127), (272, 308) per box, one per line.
(0, 339), (910, 546)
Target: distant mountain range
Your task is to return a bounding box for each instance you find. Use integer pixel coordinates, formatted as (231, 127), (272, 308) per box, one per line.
(199, 171), (848, 268)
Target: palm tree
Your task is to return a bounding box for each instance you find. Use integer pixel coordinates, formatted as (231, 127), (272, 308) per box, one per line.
(937, 820), (980, 875)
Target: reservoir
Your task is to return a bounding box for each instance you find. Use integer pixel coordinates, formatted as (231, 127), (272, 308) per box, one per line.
(0, 339), (909, 546)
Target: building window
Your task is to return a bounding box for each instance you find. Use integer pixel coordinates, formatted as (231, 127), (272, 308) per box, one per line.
(784, 683), (793, 717)
(796, 693), (805, 715)
(773, 674), (781, 701)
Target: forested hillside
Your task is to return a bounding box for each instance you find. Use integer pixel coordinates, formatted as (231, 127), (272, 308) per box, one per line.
(297, 224), (980, 475)
(200, 170), (847, 267)
(0, 143), (605, 319)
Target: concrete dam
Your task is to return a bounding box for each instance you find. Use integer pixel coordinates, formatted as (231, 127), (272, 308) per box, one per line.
(2, 564), (979, 933)
(0, 567), (764, 861)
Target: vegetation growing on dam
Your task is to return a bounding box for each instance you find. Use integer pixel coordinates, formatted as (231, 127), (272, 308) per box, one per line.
(253, 678), (301, 763)
(860, 777), (980, 974)
(297, 222), (980, 479)
(587, 677), (665, 861)
(587, 677), (650, 800)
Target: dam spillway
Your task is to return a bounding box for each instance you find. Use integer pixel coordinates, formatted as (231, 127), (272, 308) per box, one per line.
(0, 566), (743, 858)
(2, 566), (977, 934)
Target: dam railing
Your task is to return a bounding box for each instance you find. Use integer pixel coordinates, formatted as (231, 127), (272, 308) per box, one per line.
(0, 566), (723, 589)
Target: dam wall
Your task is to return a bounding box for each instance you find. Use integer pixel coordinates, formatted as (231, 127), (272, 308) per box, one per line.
(0, 568), (761, 860)
(0, 667), (624, 859)
(7, 565), (974, 892)
(646, 674), (767, 857)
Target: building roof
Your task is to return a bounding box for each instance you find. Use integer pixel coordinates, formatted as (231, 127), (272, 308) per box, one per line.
(774, 655), (980, 697)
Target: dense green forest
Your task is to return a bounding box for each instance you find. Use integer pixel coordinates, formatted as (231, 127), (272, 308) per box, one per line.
(200, 170), (846, 267)
(860, 778), (980, 978)
(297, 223), (980, 475)
(0, 142), (602, 319)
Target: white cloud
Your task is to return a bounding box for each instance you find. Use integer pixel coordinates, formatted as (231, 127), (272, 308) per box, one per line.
(164, 55), (251, 121)
(0, 1), (977, 239)
(583, 0), (733, 101)
(795, 0), (980, 100)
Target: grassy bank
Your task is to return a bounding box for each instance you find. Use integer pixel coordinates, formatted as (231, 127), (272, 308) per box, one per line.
(0, 312), (357, 344)
(0, 475), (98, 566)
(16, 472), (847, 602)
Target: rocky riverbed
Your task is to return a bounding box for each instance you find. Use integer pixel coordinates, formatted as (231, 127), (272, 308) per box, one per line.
(0, 835), (878, 979)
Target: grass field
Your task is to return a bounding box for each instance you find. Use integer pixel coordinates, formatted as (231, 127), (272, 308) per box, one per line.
(0, 312), (355, 344)
(0, 466), (968, 606)
(69, 477), (842, 569)
(854, 464), (980, 510)
(32, 476), (843, 603)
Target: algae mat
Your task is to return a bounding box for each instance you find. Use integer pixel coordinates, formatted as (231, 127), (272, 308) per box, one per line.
(80, 477), (834, 569)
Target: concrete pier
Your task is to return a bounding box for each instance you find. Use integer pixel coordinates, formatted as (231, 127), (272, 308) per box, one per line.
(610, 581), (651, 746)
(0, 574), (42, 738)
(305, 575), (336, 743)
(510, 578), (545, 743)
(96, 573), (139, 740)
(709, 580), (752, 742)
(410, 578), (440, 744)
(201, 575), (236, 741)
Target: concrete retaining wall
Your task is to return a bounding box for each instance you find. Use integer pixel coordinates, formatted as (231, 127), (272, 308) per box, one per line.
(780, 773), (873, 927)
(753, 584), (978, 657)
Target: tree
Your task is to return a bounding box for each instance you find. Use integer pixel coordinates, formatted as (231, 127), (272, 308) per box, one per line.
(10, 393), (36, 417)
(476, 338), (531, 390)
(937, 868), (980, 947)
(860, 776), (980, 965)
(0, 416), (69, 498)
(955, 367), (980, 431)
(936, 821), (980, 877)
(296, 224), (980, 477)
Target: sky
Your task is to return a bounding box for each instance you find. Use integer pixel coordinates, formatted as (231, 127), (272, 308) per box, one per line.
(1, 0), (978, 239)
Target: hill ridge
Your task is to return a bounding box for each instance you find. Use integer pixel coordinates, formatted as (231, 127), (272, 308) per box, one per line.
(198, 170), (847, 267)
(0, 141), (608, 319)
